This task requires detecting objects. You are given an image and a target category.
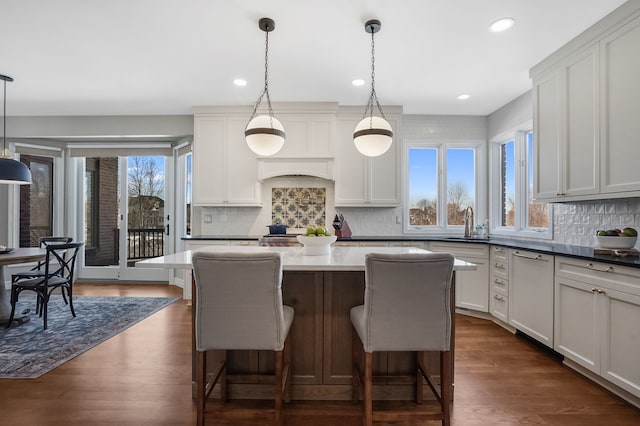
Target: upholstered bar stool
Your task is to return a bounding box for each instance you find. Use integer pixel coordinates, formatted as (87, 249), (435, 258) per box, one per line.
(191, 251), (294, 426)
(350, 252), (455, 426)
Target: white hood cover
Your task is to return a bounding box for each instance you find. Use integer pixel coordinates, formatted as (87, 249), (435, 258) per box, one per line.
(258, 157), (334, 181)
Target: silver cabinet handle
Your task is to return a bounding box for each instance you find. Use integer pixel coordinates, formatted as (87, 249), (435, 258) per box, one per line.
(585, 263), (613, 273)
(597, 289), (606, 294)
(556, 192), (566, 196)
(493, 294), (505, 301)
(494, 262), (505, 269)
(513, 251), (543, 261)
(494, 278), (505, 285)
(493, 247), (504, 253)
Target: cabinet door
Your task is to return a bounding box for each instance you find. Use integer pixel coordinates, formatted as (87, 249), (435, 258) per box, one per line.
(599, 286), (640, 397)
(509, 250), (554, 347)
(600, 15), (640, 194)
(533, 71), (562, 200)
(554, 276), (599, 373)
(335, 114), (400, 206)
(455, 256), (489, 312)
(564, 46), (599, 197)
(335, 117), (367, 205)
(226, 118), (261, 205)
(192, 116), (226, 205)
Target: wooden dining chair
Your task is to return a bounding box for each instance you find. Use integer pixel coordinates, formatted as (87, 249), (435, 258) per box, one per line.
(350, 252), (455, 426)
(192, 251), (294, 426)
(6, 242), (83, 330)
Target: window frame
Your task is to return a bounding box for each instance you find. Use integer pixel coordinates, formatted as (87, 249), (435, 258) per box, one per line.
(404, 139), (486, 235)
(489, 122), (553, 239)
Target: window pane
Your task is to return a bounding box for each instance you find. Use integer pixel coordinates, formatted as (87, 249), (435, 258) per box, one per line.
(501, 141), (516, 226)
(527, 131), (549, 228)
(84, 157), (120, 267)
(408, 148), (438, 226)
(447, 148), (475, 225)
(19, 155), (53, 247)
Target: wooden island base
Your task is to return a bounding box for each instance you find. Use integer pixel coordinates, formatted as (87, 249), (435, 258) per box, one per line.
(194, 270), (448, 401)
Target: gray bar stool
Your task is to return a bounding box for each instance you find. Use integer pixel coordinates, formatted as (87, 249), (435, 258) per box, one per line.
(351, 252), (455, 426)
(192, 251), (294, 426)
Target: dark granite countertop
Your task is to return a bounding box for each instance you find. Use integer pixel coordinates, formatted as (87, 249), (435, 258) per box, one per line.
(183, 235), (640, 268)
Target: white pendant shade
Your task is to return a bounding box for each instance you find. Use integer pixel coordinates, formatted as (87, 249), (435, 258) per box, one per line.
(353, 116), (393, 157)
(245, 115), (286, 156)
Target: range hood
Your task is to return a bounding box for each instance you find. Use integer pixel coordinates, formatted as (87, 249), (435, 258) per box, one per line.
(258, 157), (334, 181)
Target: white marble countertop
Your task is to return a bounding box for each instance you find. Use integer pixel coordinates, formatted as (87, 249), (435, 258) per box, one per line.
(136, 245), (477, 272)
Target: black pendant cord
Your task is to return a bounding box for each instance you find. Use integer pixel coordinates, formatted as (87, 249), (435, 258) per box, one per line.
(2, 78), (6, 152)
(364, 24), (387, 124)
(247, 25), (275, 128)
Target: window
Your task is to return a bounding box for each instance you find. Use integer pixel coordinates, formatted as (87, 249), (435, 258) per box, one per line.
(406, 142), (484, 233)
(19, 155), (54, 247)
(490, 126), (551, 238)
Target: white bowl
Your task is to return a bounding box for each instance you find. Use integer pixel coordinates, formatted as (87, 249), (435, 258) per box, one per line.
(296, 235), (338, 255)
(595, 235), (637, 249)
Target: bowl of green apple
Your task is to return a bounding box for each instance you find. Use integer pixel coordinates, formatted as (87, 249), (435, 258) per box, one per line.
(296, 226), (337, 255)
(595, 227), (638, 249)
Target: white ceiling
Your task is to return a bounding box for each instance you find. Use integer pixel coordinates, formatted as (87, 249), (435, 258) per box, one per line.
(1, 0), (629, 117)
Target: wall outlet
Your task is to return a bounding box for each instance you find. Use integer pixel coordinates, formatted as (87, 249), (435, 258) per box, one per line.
(204, 214), (212, 224)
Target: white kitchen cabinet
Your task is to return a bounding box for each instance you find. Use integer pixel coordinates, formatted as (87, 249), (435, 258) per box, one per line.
(430, 242), (489, 313)
(192, 112), (261, 206)
(533, 45), (599, 201)
(490, 245), (510, 323)
(531, 3), (640, 202)
(335, 107), (402, 207)
(509, 249), (554, 348)
(555, 256), (640, 398)
(600, 14), (640, 194)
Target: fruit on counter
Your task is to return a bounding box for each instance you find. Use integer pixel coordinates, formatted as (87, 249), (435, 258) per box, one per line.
(596, 227), (637, 237)
(303, 226), (331, 237)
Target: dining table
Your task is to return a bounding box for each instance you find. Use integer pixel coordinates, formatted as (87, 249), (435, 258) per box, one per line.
(137, 244), (477, 401)
(0, 247), (47, 325)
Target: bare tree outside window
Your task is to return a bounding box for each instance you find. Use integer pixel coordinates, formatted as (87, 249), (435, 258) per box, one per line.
(447, 181), (470, 225)
(127, 156), (164, 229)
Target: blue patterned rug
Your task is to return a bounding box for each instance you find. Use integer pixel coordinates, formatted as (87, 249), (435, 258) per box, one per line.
(0, 295), (179, 379)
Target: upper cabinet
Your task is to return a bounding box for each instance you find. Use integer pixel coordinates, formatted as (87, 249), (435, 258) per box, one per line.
(335, 106), (402, 207)
(192, 109), (261, 206)
(532, 3), (640, 202)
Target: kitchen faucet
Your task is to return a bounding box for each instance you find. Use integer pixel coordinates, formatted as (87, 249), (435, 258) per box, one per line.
(464, 206), (474, 238)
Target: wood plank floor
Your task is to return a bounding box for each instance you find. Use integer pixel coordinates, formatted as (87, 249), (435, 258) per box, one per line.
(1, 283), (639, 425)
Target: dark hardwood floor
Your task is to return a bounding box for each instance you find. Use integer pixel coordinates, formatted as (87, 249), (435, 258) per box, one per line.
(0, 283), (639, 425)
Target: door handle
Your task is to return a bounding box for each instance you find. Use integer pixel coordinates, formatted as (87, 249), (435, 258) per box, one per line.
(165, 224), (170, 236)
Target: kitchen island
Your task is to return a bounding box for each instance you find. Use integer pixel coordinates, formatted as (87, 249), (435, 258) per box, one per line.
(137, 245), (476, 400)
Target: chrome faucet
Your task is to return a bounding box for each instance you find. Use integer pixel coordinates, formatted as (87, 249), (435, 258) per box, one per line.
(463, 206), (474, 238)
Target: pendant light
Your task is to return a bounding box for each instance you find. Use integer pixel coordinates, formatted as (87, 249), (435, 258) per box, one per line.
(245, 17), (286, 156)
(0, 74), (31, 185)
(353, 19), (393, 157)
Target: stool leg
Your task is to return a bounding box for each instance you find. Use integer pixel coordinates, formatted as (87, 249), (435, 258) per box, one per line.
(196, 350), (206, 426)
(441, 350), (452, 426)
(220, 350), (228, 403)
(352, 326), (360, 403)
(275, 349), (284, 425)
(363, 352), (373, 426)
(284, 334), (292, 404)
(416, 351), (424, 404)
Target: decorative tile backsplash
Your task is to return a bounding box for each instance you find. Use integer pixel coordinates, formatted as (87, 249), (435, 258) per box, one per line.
(272, 187), (326, 228)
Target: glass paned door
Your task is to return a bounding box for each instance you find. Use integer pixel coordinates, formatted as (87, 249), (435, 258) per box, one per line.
(80, 156), (170, 281)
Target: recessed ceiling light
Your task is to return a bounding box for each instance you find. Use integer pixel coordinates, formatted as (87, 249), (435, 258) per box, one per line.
(233, 78), (247, 87)
(489, 17), (515, 33)
(352, 79), (365, 86)
(457, 94), (471, 100)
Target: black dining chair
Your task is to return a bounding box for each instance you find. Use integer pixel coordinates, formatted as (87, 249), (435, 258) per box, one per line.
(11, 236), (73, 284)
(6, 242), (83, 330)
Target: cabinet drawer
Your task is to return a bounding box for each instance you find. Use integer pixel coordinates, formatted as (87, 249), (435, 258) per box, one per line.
(491, 276), (509, 296)
(490, 245), (510, 262)
(490, 292), (508, 323)
(555, 256), (640, 296)
(430, 242), (489, 259)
